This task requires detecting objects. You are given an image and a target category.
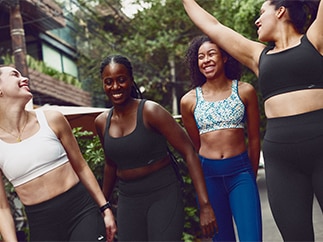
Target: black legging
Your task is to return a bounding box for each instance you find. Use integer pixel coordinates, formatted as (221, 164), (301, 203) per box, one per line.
(263, 109), (323, 241)
(24, 182), (106, 241)
(117, 165), (184, 241)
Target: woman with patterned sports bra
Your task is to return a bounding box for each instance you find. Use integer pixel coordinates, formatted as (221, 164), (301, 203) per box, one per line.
(95, 54), (217, 241)
(180, 35), (262, 242)
(182, 0), (323, 241)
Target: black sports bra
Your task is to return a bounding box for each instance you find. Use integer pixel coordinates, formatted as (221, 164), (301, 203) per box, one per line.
(259, 35), (323, 101)
(103, 99), (168, 170)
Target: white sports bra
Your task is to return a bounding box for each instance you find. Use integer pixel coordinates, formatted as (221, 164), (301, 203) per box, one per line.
(0, 110), (68, 187)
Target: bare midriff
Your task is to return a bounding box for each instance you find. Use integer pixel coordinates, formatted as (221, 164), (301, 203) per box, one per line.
(15, 162), (79, 206)
(199, 128), (246, 159)
(264, 89), (323, 118)
(117, 155), (171, 181)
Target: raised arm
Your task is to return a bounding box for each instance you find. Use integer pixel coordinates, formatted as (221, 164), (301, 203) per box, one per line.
(182, 0), (265, 76)
(307, 0), (323, 54)
(0, 173), (18, 242)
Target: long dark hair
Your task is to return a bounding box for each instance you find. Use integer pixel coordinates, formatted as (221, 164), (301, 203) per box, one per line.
(100, 54), (143, 99)
(269, 0), (319, 34)
(185, 35), (242, 88)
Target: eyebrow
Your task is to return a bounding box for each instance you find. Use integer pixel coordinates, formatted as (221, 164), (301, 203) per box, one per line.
(11, 70), (20, 76)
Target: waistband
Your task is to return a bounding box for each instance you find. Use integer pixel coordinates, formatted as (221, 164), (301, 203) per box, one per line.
(265, 109), (323, 143)
(24, 182), (90, 213)
(199, 151), (252, 177)
(118, 165), (177, 196)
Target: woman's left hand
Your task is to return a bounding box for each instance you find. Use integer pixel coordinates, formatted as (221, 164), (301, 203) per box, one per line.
(102, 209), (117, 242)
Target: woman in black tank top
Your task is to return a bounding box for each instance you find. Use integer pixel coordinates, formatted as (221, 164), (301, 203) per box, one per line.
(95, 54), (217, 241)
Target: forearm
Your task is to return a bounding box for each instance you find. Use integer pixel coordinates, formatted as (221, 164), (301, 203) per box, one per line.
(0, 209), (18, 242)
(182, 0), (219, 31)
(102, 165), (117, 200)
(185, 152), (210, 207)
(248, 140), (260, 176)
(77, 165), (108, 207)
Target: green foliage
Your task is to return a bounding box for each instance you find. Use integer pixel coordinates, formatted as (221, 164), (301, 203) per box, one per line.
(72, 127), (106, 184)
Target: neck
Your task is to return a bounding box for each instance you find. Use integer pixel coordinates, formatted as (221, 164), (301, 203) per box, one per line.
(0, 110), (29, 142)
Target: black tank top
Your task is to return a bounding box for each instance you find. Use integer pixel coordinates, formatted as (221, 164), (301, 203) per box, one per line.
(103, 99), (168, 170)
(259, 35), (323, 101)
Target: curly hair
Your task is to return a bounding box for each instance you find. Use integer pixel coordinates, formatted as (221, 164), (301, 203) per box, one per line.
(185, 35), (242, 88)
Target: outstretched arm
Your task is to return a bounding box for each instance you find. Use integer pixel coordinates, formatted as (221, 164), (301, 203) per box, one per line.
(182, 0), (265, 76)
(0, 173), (18, 242)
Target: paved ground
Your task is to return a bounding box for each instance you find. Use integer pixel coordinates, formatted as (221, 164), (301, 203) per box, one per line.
(257, 168), (323, 242)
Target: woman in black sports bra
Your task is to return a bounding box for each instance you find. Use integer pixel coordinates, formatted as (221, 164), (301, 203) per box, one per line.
(182, 0), (323, 241)
(95, 54), (217, 241)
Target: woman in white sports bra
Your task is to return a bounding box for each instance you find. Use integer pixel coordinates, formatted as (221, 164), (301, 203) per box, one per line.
(0, 66), (116, 241)
(181, 35), (262, 242)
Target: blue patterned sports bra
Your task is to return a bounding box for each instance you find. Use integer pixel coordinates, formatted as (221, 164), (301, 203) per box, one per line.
(194, 80), (246, 134)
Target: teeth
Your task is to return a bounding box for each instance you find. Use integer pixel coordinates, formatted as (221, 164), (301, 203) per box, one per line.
(205, 66), (214, 71)
(113, 93), (122, 98)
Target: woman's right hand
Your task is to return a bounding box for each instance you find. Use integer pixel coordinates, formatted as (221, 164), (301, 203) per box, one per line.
(200, 203), (218, 238)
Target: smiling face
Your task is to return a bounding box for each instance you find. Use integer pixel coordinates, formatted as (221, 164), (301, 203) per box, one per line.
(0, 66), (32, 101)
(197, 41), (226, 80)
(255, 1), (279, 42)
(101, 62), (133, 105)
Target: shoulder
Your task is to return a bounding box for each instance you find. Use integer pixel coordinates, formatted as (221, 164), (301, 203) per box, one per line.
(142, 100), (165, 114)
(237, 81), (256, 93)
(42, 110), (66, 123)
(237, 81), (258, 104)
(180, 89), (196, 105)
(95, 109), (111, 125)
(141, 100), (174, 125)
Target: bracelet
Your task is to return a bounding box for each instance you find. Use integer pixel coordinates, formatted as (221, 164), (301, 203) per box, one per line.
(100, 201), (111, 213)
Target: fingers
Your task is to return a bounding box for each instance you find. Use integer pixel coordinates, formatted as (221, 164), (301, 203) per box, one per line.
(202, 221), (218, 239)
(106, 226), (117, 242)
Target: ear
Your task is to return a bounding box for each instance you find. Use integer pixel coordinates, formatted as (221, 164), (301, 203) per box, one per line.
(276, 6), (287, 19)
(223, 55), (228, 64)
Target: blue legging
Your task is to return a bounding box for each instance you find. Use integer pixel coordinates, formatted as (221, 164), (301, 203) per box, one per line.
(199, 151), (262, 242)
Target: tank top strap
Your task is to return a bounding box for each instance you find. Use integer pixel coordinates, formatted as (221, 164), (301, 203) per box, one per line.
(35, 109), (49, 128)
(137, 99), (146, 124)
(105, 107), (114, 132)
(232, 80), (238, 95)
(195, 87), (203, 101)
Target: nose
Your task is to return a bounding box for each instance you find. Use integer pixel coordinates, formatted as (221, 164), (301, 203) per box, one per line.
(203, 55), (211, 63)
(111, 80), (119, 89)
(255, 17), (260, 28)
(22, 76), (29, 84)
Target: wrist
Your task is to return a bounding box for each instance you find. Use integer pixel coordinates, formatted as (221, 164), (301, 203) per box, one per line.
(100, 201), (111, 213)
